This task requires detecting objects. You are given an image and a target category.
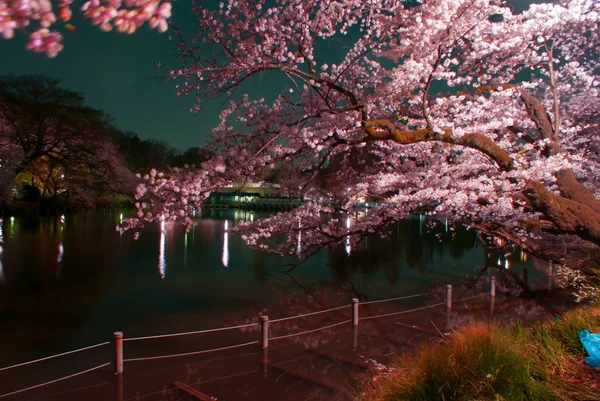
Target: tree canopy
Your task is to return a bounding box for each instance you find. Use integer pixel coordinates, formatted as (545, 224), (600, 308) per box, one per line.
(0, 74), (135, 204)
(124, 0), (600, 261)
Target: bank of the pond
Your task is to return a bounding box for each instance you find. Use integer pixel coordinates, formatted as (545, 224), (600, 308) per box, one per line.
(362, 299), (600, 401)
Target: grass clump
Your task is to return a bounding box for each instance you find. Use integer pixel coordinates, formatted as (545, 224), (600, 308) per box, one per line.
(369, 325), (555, 401)
(364, 302), (600, 401)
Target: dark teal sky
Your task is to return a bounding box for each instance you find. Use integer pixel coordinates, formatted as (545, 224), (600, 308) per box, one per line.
(0, 0), (540, 151)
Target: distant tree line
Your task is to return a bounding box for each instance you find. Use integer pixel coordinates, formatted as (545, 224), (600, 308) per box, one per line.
(0, 74), (208, 210)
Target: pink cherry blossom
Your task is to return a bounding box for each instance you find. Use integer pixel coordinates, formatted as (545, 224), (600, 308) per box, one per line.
(1, 0), (172, 56)
(117, 0), (600, 257)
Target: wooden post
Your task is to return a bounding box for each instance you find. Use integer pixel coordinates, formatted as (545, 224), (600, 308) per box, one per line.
(260, 316), (269, 349)
(114, 371), (123, 401)
(352, 298), (359, 327)
(113, 332), (123, 375)
(261, 347), (268, 378)
(446, 284), (452, 311)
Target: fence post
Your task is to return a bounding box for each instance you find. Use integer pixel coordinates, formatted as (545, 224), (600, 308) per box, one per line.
(446, 284), (452, 311)
(260, 316), (269, 349)
(113, 332), (123, 375)
(352, 298), (359, 327)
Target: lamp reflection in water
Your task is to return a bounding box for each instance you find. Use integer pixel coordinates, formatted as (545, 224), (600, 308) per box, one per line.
(0, 218), (4, 283)
(184, 232), (188, 268)
(158, 218), (166, 279)
(222, 220), (229, 267)
(345, 215), (351, 255)
(297, 220), (302, 255)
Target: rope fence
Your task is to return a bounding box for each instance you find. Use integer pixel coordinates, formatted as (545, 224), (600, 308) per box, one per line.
(123, 340), (260, 362)
(360, 301), (447, 321)
(0, 341), (109, 373)
(0, 362), (110, 399)
(124, 322), (259, 342)
(0, 277), (498, 400)
(269, 304), (349, 323)
(361, 292), (431, 306)
(270, 319), (351, 341)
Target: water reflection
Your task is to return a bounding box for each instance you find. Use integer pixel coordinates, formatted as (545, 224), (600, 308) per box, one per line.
(222, 220), (229, 267)
(0, 208), (544, 370)
(345, 214), (351, 255)
(158, 218), (166, 279)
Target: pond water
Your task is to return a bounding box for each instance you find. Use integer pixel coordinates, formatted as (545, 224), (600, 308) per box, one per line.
(0, 208), (543, 400)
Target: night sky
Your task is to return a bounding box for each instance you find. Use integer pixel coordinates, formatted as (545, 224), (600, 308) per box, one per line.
(1, 0), (540, 151)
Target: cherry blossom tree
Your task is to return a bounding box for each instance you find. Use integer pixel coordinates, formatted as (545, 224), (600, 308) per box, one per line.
(0, 0), (172, 57)
(127, 0), (600, 262)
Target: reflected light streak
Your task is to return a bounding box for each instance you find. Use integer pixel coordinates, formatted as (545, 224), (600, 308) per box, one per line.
(296, 220), (301, 255)
(504, 259), (510, 270)
(158, 219), (166, 279)
(345, 215), (351, 255)
(57, 243), (64, 263)
(184, 232), (188, 268)
(222, 220), (229, 267)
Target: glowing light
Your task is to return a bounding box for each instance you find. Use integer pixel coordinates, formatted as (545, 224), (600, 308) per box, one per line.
(445, 219), (448, 233)
(119, 213), (123, 223)
(520, 250), (528, 262)
(504, 259), (510, 270)
(57, 242), (64, 263)
(158, 219), (166, 279)
(222, 220), (229, 267)
(60, 214), (65, 231)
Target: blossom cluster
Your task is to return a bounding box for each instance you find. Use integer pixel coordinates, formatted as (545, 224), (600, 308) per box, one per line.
(1, 0), (171, 56)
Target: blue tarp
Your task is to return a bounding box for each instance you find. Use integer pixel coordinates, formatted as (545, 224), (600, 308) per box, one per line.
(578, 330), (600, 367)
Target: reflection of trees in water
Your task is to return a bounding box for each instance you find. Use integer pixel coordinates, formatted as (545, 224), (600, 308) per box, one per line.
(325, 217), (480, 285)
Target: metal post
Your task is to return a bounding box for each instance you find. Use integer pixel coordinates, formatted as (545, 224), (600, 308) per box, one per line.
(260, 316), (269, 349)
(113, 332), (123, 375)
(446, 284), (452, 311)
(352, 298), (359, 327)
